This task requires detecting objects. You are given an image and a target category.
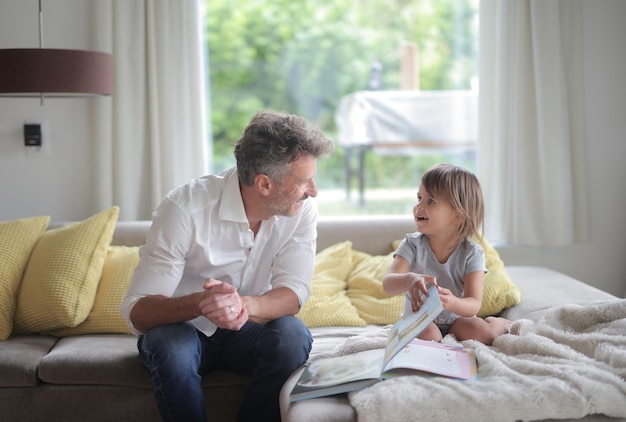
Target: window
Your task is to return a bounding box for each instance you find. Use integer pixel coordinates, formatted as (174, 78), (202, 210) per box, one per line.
(205, 0), (478, 216)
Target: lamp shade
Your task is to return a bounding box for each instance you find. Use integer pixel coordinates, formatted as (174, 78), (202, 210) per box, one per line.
(0, 48), (113, 96)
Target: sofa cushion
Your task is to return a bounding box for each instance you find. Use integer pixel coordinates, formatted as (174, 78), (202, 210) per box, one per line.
(13, 207), (120, 334)
(347, 250), (403, 325)
(38, 334), (251, 391)
(296, 241), (366, 328)
(48, 246), (139, 336)
(0, 215), (50, 340)
(0, 335), (58, 387)
(500, 266), (618, 322)
(38, 335), (151, 387)
(476, 237), (522, 317)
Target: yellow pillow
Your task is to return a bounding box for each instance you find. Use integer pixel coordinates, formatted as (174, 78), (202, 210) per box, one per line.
(347, 250), (404, 325)
(48, 246), (139, 336)
(0, 215), (51, 340)
(297, 241), (366, 328)
(476, 237), (521, 317)
(13, 206), (120, 334)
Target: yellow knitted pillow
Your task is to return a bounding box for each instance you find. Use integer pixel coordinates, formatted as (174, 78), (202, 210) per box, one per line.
(347, 250), (404, 325)
(296, 241), (366, 328)
(48, 245), (139, 336)
(476, 237), (521, 317)
(0, 215), (50, 340)
(13, 206), (120, 334)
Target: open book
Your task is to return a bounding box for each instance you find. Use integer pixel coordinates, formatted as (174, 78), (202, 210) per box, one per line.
(290, 285), (477, 402)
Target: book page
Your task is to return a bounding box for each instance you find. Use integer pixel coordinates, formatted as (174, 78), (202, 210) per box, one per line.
(295, 348), (385, 388)
(383, 285), (443, 365)
(382, 338), (477, 380)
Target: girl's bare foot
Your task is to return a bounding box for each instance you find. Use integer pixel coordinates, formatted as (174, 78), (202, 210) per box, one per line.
(485, 316), (512, 335)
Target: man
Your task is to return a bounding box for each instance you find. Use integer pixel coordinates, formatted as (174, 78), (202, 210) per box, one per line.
(120, 110), (335, 421)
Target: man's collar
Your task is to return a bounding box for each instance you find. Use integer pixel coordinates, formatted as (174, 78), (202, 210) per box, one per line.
(218, 167), (248, 224)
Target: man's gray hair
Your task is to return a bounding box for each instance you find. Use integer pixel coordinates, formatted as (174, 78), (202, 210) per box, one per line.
(234, 110), (335, 186)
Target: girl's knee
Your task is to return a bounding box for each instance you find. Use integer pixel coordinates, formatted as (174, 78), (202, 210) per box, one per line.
(418, 323), (443, 342)
(449, 317), (492, 344)
(454, 317), (510, 345)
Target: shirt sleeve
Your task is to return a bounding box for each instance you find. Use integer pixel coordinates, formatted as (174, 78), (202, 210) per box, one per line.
(119, 199), (191, 334)
(268, 199), (318, 307)
(464, 239), (486, 275)
(394, 233), (418, 268)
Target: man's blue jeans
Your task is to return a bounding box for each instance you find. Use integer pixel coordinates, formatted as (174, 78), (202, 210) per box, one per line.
(137, 316), (312, 422)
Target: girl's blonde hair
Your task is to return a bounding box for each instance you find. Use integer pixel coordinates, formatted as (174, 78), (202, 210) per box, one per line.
(421, 163), (484, 242)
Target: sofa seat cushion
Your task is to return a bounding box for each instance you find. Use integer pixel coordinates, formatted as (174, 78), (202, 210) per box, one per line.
(0, 335), (58, 387)
(500, 266), (619, 322)
(38, 334), (251, 389)
(38, 335), (151, 387)
(308, 326), (381, 359)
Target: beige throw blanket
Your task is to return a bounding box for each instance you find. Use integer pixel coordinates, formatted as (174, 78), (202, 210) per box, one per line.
(334, 300), (626, 422)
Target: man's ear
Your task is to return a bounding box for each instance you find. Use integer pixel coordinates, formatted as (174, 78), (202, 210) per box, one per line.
(254, 173), (272, 196)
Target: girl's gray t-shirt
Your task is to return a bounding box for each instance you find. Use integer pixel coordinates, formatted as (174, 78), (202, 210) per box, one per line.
(395, 232), (485, 324)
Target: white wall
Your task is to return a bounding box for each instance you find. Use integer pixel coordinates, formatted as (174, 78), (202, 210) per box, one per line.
(0, 0), (625, 297)
(0, 0), (98, 221)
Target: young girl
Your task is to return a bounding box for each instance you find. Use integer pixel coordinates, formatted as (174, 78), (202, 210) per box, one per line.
(383, 163), (511, 346)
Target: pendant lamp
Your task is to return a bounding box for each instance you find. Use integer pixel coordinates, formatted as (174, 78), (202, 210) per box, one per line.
(0, 0), (113, 103)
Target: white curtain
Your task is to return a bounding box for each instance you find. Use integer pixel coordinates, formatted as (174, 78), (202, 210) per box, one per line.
(93, 0), (209, 221)
(478, 0), (589, 247)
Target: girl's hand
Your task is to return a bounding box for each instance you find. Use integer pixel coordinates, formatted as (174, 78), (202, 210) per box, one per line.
(408, 274), (437, 312)
(436, 285), (456, 311)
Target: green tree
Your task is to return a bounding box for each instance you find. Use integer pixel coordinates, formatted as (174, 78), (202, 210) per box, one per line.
(205, 0), (478, 188)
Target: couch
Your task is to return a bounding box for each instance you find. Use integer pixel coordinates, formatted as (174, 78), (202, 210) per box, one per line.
(0, 208), (622, 422)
